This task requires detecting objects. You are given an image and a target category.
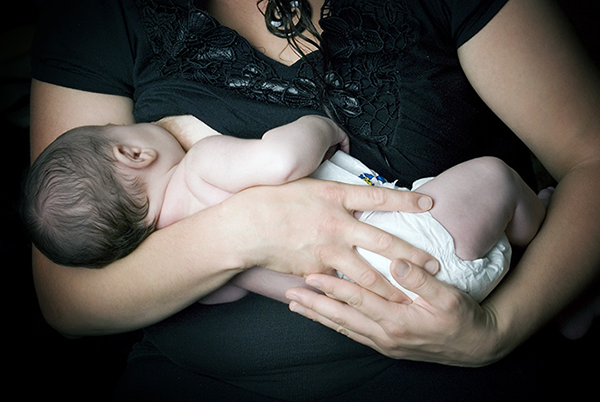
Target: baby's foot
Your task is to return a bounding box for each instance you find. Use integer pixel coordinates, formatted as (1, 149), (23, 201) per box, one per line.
(560, 295), (600, 340)
(538, 187), (555, 208)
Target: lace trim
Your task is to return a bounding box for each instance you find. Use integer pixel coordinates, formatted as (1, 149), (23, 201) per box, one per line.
(321, 1), (416, 144)
(138, 0), (321, 108)
(138, 0), (416, 144)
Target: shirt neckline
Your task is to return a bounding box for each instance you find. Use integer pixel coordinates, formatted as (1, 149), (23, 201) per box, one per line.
(199, 2), (327, 70)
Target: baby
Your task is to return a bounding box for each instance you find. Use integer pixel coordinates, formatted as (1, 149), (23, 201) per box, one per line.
(22, 115), (548, 303)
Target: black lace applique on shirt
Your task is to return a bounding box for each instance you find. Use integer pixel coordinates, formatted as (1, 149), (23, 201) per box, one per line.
(138, 0), (322, 109)
(321, 1), (416, 145)
(138, 0), (417, 145)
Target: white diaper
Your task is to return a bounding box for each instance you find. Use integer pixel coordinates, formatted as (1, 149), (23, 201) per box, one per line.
(311, 152), (511, 302)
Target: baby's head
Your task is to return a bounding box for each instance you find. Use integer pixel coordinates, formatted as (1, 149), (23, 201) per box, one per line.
(22, 123), (184, 268)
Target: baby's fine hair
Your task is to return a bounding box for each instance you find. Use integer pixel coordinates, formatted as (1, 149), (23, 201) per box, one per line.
(21, 126), (155, 268)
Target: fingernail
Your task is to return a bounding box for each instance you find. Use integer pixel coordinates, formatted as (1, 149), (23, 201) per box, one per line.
(286, 291), (300, 303)
(392, 260), (410, 278)
(418, 196), (433, 210)
(289, 301), (305, 314)
(305, 278), (321, 290)
(425, 259), (440, 275)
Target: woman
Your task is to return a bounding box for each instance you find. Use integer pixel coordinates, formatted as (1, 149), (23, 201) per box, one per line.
(30, 0), (599, 400)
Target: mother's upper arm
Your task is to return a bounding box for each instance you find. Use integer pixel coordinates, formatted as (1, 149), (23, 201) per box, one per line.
(30, 80), (137, 334)
(457, 0), (600, 179)
(30, 79), (136, 161)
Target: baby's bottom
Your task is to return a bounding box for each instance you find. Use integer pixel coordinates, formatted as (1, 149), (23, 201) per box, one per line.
(350, 157), (547, 301)
(415, 157), (546, 261)
(354, 209), (511, 302)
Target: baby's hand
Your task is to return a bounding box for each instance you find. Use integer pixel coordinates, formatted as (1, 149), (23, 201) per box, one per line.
(337, 129), (350, 154)
(321, 123), (349, 161)
(313, 115), (350, 154)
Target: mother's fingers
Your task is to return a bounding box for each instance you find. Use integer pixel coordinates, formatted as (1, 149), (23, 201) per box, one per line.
(225, 179), (437, 284)
(333, 182), (433, 215)
(288, 261), (498, 365)
(390, 259), (449, 305)
(329, 182), (440, 275)
(333, 205), (440, 299)
(307, 273), (411, 318)
(312, 243), (412, 303)
(286, 281), (394, 352)
(343, 219), (440, 278)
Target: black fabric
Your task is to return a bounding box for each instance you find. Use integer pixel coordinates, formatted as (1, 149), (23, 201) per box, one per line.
(27, 0), (568, 400)
(31, 0), (532, 187)
(114, 322), (600, 402)
(126, 294), (394, 401)
(113, 295), (600, 402)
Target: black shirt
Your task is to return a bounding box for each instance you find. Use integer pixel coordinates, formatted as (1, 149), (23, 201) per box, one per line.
(31, 1), (537, 400)
(31, 0), (532, 186)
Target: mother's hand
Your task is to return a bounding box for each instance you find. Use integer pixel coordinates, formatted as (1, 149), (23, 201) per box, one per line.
(222, 178), (438, 300)
(285, 259), (502, 367)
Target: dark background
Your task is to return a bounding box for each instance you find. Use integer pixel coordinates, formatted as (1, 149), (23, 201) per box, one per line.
(3, 1), (598, 400)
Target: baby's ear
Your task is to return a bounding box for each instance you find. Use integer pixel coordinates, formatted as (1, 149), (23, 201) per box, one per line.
(112, 144), (158, 169)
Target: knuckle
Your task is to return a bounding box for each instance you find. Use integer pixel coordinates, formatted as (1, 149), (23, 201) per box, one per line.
(383, 321), (406, 339)
(312, 244), (335, 271)
(336, 326), (350, 337)
(357, 268), (378, 288)
(442, 290), (463, 311)
(317, 215), (344, 237)
(405, 247), (429, 267)
(330, 312), (347, 327)
(369, 187), (389, 207)
(379, 336), (403, 354)
(405, 267), (428, 291)
(312, 244), (328, 263)
(345, 291), (364, 309)
(374, 231), (394, 252)
(322, 182), (347, 204)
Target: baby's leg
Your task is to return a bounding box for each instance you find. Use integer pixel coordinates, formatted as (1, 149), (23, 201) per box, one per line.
(416, 157), (546, 261)
(198, 284), (249, 305)
(199, 267), (318, 305)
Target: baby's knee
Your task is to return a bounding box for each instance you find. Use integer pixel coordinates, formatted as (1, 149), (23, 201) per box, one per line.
(472, 157), (546, 247)
(469, 157), (519, 194)
(470, 156), (512, 177)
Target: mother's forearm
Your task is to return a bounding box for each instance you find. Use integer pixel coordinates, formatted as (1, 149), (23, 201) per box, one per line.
(34, 204), (245, 337)
(483, 161), (600, 358)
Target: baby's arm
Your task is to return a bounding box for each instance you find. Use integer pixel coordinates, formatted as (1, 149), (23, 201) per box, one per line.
(155, 115), (222, 150)
(160, 115), (347, 305)
(184, 115), (349, 193)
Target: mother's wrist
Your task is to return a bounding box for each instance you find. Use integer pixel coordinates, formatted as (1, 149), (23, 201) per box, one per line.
(475, 302), (517, 366)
